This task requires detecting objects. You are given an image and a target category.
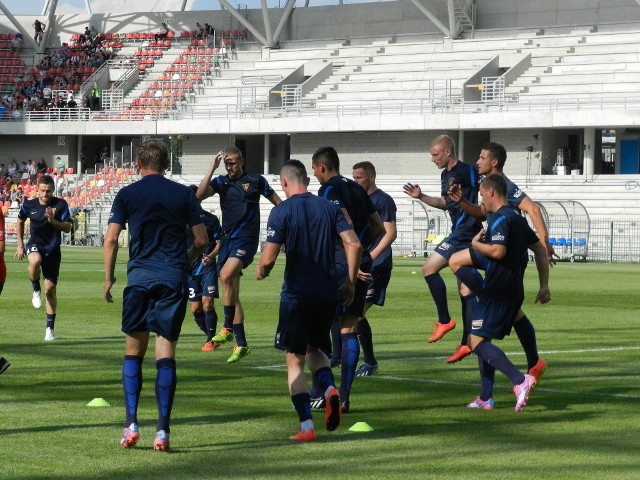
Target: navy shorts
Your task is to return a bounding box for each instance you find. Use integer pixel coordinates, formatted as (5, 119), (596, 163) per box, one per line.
(217, 236), (258, 270)
(335, 257), (371, 318)
(365, 266), (392, 306)
(470, 296), (523, 340)
(434, 230), (476, 261)
(122, 280), (189, 342)
(188, 270), (219, 301)
(26, 243), (61, 284)
(275, 300), (335, 356)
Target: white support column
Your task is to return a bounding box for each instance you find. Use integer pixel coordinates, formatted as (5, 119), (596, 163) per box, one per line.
(272, 0), (297, 46)
(447, 0), (457, 38)
(110, 136), (116, 166)
(41, 0), (59, 53)
(583, 127), (596, 180)
(458, 130), (465, 162)
(77, 136), (83, 175)
(263, 134), (270, 175)
(261, 0), (274, 48)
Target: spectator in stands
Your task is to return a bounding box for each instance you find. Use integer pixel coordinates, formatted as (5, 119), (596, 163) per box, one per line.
(80, 26), (91, 44)
(8, 161), (18, 181)
(0, 164), (7, 178)
(28, 160), (37, 184)
(33, 19), (46, 46)
(56, 157), (65, 174)
(204, 23), (214, 39)
(90, 82), (101, 111)
(195, 23), (205, 39)
(25, 82), (36, 97)
(82, 94), (91, 112)
(42, 85), (52, 104)
(19, 161), (28, 175)
(89, 26), (99, 40)
(36, 158), (47, 175)
(155, 22), (170, 43)
(67, 95), (78, 111)
(11, 32), (23, 52)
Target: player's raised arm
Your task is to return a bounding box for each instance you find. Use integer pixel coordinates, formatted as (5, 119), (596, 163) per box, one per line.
(197, 151), (223, 201)
(403, 183), (447, 210)
(518, 196), (555, 266)
(448, 184), (486, 220)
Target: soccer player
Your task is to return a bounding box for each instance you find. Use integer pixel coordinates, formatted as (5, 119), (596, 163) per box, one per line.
(257, 160), (362, 441)
(15, 175), (72, 341)
(449, 173), (550, 411)
(0, 213), (9, 374)
(187, 186), (222, 352)
(104, 140), (208, 451)
(403, 135), (482, 348)
(0, 209), (6, 295)
(312, 146), (384, 413)
(448, 142), (552, 375)
(196, 147), (281, 363)
(351, 161), (397, 376)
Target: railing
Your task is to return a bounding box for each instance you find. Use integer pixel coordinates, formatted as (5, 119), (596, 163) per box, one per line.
(3, 95), (640, 123)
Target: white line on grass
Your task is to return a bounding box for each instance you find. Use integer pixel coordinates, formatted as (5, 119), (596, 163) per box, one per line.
(251, 346), (640, 400)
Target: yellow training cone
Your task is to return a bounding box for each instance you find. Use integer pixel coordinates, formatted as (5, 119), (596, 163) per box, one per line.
(349, 422), (374, 432)
(86, 398), (111, 407)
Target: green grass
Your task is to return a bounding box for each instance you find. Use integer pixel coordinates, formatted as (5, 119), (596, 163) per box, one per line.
(1, 248), (639, 479)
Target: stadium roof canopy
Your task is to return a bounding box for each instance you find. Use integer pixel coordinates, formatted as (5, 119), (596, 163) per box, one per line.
(0, 0), (475, 48)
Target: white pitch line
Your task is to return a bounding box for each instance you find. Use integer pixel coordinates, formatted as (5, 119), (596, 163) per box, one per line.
(250, 346), (640, 399)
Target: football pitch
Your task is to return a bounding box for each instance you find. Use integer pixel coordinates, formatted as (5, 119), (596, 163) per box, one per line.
(1, 248), (638, 479)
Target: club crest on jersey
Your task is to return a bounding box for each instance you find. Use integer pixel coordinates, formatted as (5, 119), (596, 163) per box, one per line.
(491, 233), (505, 242)
(266, 227), (275, 238)
(471, 319), (483, 329)
(448, 178), (455, 187)
(242, 183), (249, 191)
(513, 189), (523, 198)
(236, 249), (246, 257)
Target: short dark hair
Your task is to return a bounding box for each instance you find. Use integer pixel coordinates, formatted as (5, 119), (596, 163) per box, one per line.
(312, 146), (340, 172)
(482, 142), (507, 169)
(352, 161), (376, 177)
(480, 173), (507, 197)
(136, 140), (170, 172)
(280, 159), (308, 183)
(38, 175), (54, 187)
(224, 146), (244, 164)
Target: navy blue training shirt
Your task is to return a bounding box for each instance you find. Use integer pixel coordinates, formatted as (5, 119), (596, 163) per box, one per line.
(442, 160), (483, 235)
(481, 205), (539, 300)
(19, 196), (70, 255)
(319, 175), (376, 265)
(209, 171), (274, 239)
(369, 188), (397, 269)
(265, 192), (352, 302)
(187, 210), (222, 275)
(108, 174), (205, 283)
